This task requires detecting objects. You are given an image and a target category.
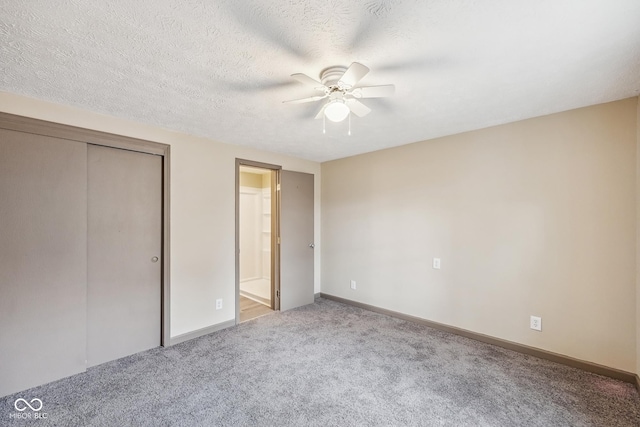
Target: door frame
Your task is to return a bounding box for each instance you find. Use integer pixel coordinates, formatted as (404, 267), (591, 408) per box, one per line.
(235, 159), (281, 324)
(0, 112), (171, 347)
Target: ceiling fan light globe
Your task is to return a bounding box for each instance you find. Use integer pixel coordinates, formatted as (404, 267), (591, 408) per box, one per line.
(324, 100), (350, 122)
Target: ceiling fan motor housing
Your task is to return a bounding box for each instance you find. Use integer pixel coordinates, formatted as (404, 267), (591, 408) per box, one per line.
(320, 66), (349, 88)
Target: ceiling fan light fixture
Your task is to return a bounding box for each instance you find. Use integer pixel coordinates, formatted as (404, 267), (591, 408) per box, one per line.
(324, 99), (350, 122)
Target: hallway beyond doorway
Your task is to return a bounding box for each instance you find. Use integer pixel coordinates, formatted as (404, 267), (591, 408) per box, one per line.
(239, 296), (273, 322)
(240, 278), (270, 306)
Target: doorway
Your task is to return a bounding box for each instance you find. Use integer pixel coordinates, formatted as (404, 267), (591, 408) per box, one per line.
(237, 161), (280, 323)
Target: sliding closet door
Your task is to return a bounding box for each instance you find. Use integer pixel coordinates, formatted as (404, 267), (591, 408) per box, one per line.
(0, 129), (88, 397)
(87, 145), (162, 367)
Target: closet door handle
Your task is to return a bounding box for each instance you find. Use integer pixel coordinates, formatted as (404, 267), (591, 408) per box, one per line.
(309, 243), (315, 249)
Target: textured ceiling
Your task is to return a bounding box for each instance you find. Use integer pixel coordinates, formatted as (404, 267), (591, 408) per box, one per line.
(2, 1), (640, 162)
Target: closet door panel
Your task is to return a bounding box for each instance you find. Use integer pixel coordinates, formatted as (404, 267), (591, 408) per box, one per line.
(87, 145), (162, 367)
(0, 129), (87, 397)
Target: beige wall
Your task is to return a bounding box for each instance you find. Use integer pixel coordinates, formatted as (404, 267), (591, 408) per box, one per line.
(0, 91), (321, 338)
(322, 98), (638, 372)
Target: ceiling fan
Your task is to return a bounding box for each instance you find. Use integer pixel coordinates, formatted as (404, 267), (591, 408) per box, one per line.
(283, 62), (395, 124)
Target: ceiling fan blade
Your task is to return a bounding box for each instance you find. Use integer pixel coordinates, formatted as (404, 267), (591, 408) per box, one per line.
(283, 95), (326, 104)
(314, 105), (327, 120)
(339, 62), (370, 88)
(221, 79), (297, 92)
(351, 85), (395, 98)
(291, 73), (325, 91)
(345, 99), (371, 117)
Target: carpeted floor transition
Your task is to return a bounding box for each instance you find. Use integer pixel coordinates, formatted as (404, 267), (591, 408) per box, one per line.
(2, 298), (639, 426)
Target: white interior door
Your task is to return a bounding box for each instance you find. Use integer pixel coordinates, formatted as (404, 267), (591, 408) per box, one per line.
(280, 170), (314, 311)
(87, 145), (162, 367)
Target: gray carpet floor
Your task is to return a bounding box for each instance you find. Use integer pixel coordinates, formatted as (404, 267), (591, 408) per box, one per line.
(2, 298), (639, 426)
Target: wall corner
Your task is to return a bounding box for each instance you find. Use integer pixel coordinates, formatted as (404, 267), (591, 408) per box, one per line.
(636, 96), (640, 376)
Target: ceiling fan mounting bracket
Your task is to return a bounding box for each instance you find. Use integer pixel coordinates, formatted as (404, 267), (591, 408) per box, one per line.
(320, 65), (348, 87)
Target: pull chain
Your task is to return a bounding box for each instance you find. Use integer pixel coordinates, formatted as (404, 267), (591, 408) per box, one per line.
(348, 112), (351, 136)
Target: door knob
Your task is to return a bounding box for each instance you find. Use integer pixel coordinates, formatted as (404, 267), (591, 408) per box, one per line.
(151, 256), (159, 263)
(309, 243), (315, 249)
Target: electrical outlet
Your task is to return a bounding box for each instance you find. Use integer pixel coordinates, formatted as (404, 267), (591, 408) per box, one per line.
(530, 315), (542, 331)
(216, 299), (223, 310)
(433, 258), (441, 269)
(350, 280), (356, 290)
